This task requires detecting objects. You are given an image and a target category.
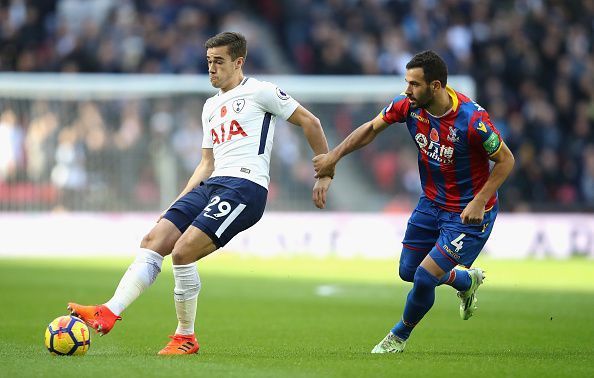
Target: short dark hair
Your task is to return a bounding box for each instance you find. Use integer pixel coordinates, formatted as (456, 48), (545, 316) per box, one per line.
(406, 50), (448, 87)
(204, 32), (247, 60)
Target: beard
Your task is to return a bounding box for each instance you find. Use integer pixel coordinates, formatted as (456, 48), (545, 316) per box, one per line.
(408, 88), (433, 109)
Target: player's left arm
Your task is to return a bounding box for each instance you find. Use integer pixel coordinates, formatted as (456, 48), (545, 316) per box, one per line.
(460, 140), (515, 224)
(287, 105), (332, 209)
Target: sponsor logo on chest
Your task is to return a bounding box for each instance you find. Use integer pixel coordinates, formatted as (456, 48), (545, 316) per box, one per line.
(414, 127), (455, 164)
(209, 101), (249, 145)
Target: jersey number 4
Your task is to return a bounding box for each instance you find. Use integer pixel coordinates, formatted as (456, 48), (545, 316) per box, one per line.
(451, 233), (466, 252)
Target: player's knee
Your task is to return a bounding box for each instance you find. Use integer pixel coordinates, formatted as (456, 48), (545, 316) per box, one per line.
(171, 243), (191, 265)
(413, 267), (440, 289)
(140, 232), (154, 249)
(398, 263), (415, 282)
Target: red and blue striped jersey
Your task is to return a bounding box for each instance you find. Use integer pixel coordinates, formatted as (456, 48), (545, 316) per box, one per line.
(381, 86), (502, 213)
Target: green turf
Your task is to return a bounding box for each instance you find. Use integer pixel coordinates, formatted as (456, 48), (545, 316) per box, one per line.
(1, 255), (593, 377)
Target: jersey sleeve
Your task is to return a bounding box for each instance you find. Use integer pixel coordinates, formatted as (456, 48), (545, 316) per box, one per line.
(470, 112), (502, 156)
(256, 81), (300, 120)
(201, 105), (213, 148)
(380, 94), (409, 124)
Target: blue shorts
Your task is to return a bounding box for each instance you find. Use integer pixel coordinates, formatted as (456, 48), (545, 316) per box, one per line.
(401, 196), (498, 271)
(163, 176), (268, 248)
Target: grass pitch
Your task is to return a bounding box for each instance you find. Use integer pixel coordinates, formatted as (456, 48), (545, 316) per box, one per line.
(1, 255), (593, 377)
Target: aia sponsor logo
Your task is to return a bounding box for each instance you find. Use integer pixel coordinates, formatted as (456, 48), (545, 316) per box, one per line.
(211, 120), (247, 145)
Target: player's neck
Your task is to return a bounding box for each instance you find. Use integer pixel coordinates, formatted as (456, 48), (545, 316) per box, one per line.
(425, 90), (452, 117)
(220, 73), (245, 93)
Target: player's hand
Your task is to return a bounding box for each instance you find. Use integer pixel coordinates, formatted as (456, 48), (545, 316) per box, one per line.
(312, 176), (332, 209)
(312, 153), (336, 179)
(460, 199), (486, 225)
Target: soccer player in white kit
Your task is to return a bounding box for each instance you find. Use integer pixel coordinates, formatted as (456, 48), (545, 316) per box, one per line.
(68, 32), (333, 355)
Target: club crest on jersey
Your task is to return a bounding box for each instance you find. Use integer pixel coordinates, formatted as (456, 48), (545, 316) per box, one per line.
(220, 106), (227, 117)
(233, 99), (245, 113)
(447, 126), (459, 143)
(430, 128), (439, 142)
(276, 87), (290, 100)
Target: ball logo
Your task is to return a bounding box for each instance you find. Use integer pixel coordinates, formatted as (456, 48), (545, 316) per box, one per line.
(430, 128), (439, 142)
(276, 87), (290, 100)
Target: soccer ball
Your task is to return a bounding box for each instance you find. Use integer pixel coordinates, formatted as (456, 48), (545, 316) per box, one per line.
(44, 315), (91, 356)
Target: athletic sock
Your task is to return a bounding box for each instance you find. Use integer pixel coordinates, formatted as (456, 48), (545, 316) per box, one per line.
(439, 269), (472, 291)
(391, 266), (440, 340)
(173, 263), (201, 335)
(104, 248), (164, 316)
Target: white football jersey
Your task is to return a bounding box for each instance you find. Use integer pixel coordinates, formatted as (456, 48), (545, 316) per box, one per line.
(201, 77), (300, 189)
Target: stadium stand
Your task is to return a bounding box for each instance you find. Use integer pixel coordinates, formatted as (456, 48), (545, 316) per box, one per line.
(0, 0), (592, 212)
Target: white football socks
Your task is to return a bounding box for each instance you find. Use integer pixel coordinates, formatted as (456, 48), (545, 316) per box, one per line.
(173, 263), (201, 336)
(104, 248), (164, 316)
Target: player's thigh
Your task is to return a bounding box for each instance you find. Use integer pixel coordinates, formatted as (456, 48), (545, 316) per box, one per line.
(140, 218), (182, 256)
(400, 202), (440, 276)
(162, 183), (211, 234)
(431, 207), (498, 270)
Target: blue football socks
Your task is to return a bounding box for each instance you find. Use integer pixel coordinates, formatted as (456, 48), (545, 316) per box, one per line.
(391, 266), (440, 340)
(439, 269), (471, 291)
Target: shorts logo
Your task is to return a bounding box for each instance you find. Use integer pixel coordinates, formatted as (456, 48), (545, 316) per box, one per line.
(233, 99), (245, 113)
(276, 87), (290, 100)
(220, 106), (227, 117)
(442, 244), (461, 259)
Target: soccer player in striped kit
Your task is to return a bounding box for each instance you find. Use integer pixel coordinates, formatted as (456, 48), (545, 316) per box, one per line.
(313, 50), (515, 353)
(68, 32), (333, 355)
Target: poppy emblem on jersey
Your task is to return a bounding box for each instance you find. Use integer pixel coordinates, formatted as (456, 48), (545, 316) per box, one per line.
(233, 99), (245, 113)
(220, 106), (227, 117)
(415, 133), (428, 149)
(276, 87), (290, 100)
(430, 128), (439, 142)
(447, 126), (459, 143)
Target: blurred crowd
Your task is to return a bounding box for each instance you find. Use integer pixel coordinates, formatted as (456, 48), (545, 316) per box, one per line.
(0, 0), (593, 212)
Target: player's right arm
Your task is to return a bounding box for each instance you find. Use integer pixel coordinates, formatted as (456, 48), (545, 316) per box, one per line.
(157, 148), (214, 221)
(312, 113), (389, 179)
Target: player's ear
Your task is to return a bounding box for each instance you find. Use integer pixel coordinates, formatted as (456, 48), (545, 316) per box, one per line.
(432, 80), (441, 91)
(235, 56), (244, 70)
